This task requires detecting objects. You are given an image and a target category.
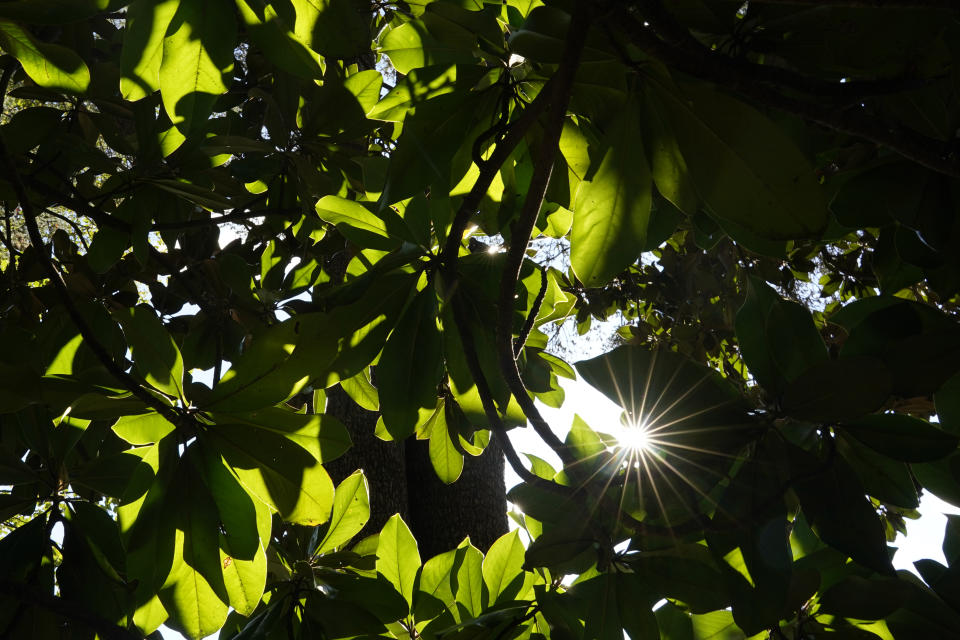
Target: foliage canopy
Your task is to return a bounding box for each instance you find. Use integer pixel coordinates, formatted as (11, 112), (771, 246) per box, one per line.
(1, 0), (960, 638)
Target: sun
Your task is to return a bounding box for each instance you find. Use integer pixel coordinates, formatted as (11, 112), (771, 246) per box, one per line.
(610, 417), (653, 453)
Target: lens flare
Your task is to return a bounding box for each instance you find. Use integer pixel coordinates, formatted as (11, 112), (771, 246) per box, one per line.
(610, 419), (652, 453)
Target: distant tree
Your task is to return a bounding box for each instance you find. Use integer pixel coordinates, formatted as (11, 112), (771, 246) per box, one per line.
(1, 1), (960, 639)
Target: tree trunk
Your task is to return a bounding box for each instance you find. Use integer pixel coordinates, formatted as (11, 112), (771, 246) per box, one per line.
(324, 387), (508, 558)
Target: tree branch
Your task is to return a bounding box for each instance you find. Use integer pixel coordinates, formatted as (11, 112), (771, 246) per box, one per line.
(514, 267), (548, 358)
(613, 4), (960, 178)
(439, 74), (560, 270)
(451, 297), (546, 487)
(495, 1), (593, 467)
(0, 139), (181, 422)
(25, 177), (289, 233)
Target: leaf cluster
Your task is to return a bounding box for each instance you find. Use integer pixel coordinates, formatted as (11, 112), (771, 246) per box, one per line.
(1, 0), (960, 639)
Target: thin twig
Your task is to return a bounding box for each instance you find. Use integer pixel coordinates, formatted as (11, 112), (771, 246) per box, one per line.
(42, 209), (91, 252)
(495, 0), (593, 467)
(27, 176), (289, 233)
(514, 267), (548, 358)
(439, 74), (560, 269)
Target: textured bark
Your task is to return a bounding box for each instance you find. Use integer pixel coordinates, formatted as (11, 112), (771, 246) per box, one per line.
(324, 386), (409, 539)
(323, 387), (508, 558)
(405, 436), (508, 560)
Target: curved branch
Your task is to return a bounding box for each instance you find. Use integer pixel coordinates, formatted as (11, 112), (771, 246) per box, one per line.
(450, 296), (546, 487)
(0, 140), (180, 422)
(439, 74), (560, 270)
(495, 1), (593, 467)
(25, 177), (288, 233)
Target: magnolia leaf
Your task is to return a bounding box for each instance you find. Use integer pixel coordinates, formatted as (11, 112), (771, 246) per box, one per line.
(645, 73), (827, 239)
(112, 412), (176, 446)
(570, 105), (651, 287)
(121, 0), (179, 101)
(115, 304), (184, 399)
(377, 514), (421, 608)
(0, 19), (90, 93)
(317, 471), (371, 554)
(482, 530), (526, 605)
(159, 0), (236, 137)
(210, 424), (335, 526)
(427, 399), (464, 484)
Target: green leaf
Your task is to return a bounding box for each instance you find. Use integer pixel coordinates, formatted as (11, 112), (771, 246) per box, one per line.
(302, 590), (388, 638)
(0, 0), (112, 24)
(691, 610), (749, 640)
(788, 444), (894, 574)
(160, 459), (230, 639)
(642, 84), (699, 215)
(120, 0), (180, 101)
(115, 304), (185, 399)
(427, 399), (464, 484)
(340, 369), (380, 411)
(454, 539), (484, 619)
(159, 0), (237, 137)
(418, 545), (458, 613)
(210, 407), (351, 463)
(615, 573), (659, 640)
(523, 527), (593, 573)
(378, 22), (474, 75)
(565, 414), (606, 462)
(204, 317), (333, 412)
(566, 574), (625, 640)
(377, 514), (421, 608)
(780, 356), (892, 423)
(628, 547), (733, 613)
(837, 433), (919, 508)
(317, 471), (371, 554)
(482, 530), (526, 605)
(209, 423), (335, 526)
(290, 0), (368, 58)
(345, 69), (383, 114)
(0, 19), (90, 93)
(836, 299), (960, 397)
(236, 0), (323, 80)
(507, 481), (589, 526)
(735, 276), (787, 393)
(936, 371), (960, 434)
(839, 413), (958, 462)
(820, 575), (912, 620)
(316, 195), (399, 250)
(656, 601), (694, 640)
(765, 300), (828, 383)
(912, 452), (960, 508)
(378, 289), (443, 440)
(570, 105), (651, 287)
(945, 515), (960, 567)
(112, 412), (176, 445)
(507, 5), (612, 64)
(645, 72), (827, 239)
